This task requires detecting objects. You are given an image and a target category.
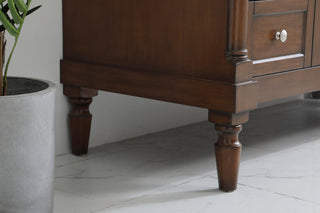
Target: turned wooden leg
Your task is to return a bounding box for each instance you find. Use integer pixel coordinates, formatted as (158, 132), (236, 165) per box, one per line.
(209, 110), (248, 192)
(215, 124), (242, 192)
(63, 85), (98, 156)
(69, 98), (93, 155)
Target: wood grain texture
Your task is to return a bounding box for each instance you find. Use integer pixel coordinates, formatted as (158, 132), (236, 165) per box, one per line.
(215, 125), (242, 192)
(61, 60), (258, 113)
(68, 98), (94, 156)
(313, 0), (320, 66)
(226, 0), (249, 63)
(254, 66), (320, 103)
(208, 111), (249, 126)
(254, 0), (308, 15)
(248, 0), (314, 76)
(63, 0), (236, 82)
(63, 85), (98, 156)
(247, 2), (254, 60)
(61, 0), (320, 192)
(304, 0), (316, 67)
(63, 85), (98, 98)
(253, 54), (304, 76)
(252, 12), (305, 60)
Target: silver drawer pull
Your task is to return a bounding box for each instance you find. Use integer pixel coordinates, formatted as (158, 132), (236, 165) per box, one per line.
(275, 30), (288, 43)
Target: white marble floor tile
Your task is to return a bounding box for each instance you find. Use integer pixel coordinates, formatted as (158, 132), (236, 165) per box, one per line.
(93, 176), (320, 213)
(54, 190), (108, 213)
(55, 99), (320, 213)
(239, 140), (320, 204)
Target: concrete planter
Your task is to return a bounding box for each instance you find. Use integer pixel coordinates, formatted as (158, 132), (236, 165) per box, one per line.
(0, 77), (56, 213)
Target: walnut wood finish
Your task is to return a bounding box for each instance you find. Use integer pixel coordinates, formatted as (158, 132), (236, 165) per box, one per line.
(68, 98), (93, 156)
(252, 13), (305, 60)
(61, 0), (320, 191)
(208, 111), (249, 126)
(226, 0), (249, 63)
(215, 125), (242, 192)
(313, 0), (320, 66)
(255, 66), (320, 103)
(61, 60), (258, 113)
(304, 0), (316, 67)
(253, 54), (304, 76)
(248, 0), (315, 76)
(63, 0), (233, 82)
(311, 0), (320, 98)
(64, 85), (98, 155)
(254, 0), (308, 14)
(62, 0), (253, 191)
(209, 110), (247, 192)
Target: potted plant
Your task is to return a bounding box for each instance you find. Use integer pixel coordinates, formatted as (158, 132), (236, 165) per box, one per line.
(0, 1), (55, 213)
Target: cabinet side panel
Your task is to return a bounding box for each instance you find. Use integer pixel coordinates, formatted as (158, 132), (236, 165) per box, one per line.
(63, 0), (233, 82)
(313, 0), (320, 65)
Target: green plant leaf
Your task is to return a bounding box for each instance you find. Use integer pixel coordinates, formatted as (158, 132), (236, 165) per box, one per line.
(0, 4), (13, 32)
(0, 9), (18, 36)
(8, 0), (23, 24)
(0, 4), (39, 32)
(3, 0), (33, 90)
(13, 0), (27, 13)
(27, 5), (41, 15)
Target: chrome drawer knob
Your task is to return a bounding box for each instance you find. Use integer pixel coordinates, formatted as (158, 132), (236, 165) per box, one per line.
(275, 30), (288, 43)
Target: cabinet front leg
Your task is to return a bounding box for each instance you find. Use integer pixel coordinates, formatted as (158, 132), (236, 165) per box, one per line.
(64, 85), (98, 156)
(215, 124), (242, 192)
(209, 110), (248, 192)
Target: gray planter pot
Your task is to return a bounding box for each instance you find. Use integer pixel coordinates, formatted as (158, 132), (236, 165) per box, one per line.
(0, 77), (56, 213)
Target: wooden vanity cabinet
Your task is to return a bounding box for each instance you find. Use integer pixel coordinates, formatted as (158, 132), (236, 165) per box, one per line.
(61, 0), (320, 192)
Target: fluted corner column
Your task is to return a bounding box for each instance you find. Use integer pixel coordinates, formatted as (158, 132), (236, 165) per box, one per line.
(226, 0), (249, 64)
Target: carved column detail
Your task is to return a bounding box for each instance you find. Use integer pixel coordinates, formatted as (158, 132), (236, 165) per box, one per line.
(226, 0), (249, 63)
(215, 124), (242, 192)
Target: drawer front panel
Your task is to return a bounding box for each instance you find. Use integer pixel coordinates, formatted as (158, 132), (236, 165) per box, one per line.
(254, 0), (308, 14)
(248, 0), (315, 76)
(252, 12), (304, 60)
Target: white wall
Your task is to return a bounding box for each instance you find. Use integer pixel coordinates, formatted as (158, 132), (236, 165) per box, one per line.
(90, 93), (207, 148)
(7, 0), (207, 155)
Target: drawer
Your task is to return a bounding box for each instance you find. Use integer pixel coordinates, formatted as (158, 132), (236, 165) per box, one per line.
(248, 0), (315, 76)
(252, 13), (304, 60)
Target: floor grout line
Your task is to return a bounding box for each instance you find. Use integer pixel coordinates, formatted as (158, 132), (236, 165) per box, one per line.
(238, 182), (320, 206)
(89, 174), (214, 213)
